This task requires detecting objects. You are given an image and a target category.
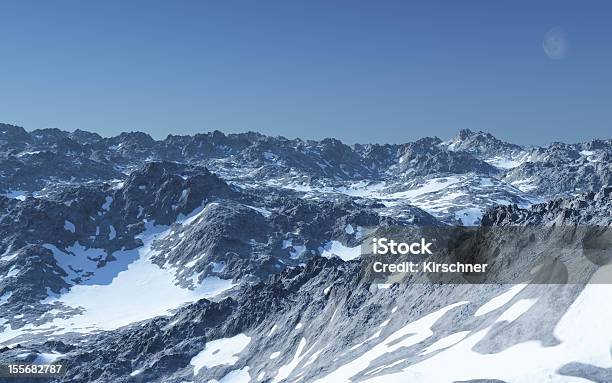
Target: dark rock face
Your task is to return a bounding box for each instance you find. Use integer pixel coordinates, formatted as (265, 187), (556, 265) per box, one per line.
(396, 137), (499, 176)
(0, 123), (33, 152)
(0, 152), (122, 193)
(0, 245), (69, 316)
(0, 124), (610, 383)
(503, 159), (612, 197)
(482, 186), (612, 226)
(114, 161), (238, 225)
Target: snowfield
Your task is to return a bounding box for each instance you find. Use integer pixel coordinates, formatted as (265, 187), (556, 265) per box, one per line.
(1, 219), (236, 344)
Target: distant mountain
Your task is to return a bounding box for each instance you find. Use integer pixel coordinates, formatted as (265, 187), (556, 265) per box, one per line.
(444, 129), (524, 158)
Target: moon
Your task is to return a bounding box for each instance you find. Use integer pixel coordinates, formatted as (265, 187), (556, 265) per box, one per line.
(543, 27), (568, 60)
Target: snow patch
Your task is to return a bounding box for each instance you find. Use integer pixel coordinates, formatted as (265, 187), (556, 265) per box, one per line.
(190, 334), (251, 375)
(272, 338), (307, 383)
(6, 266), (19, 278)
(511, 178), (538, 193)
(0, 291), (12, 305)
(246, 205), (272, 218)
(319, 241), (360, 261)
(267, 325), (277, 337)
(34, 351), (64, 364)
(474, 284), (527, 317)
(2, 190), (28, 201)
(101, 196), (113, 211)
(129, 369), (142, 377)
(580, 150), (600, 163)
(108, 225), (116, 240)
(211, 366), (251, 383)
(345, 224), (355, 234)
(210, 262), (226, 273)
(454, 207), (483, 226)
(384, 177), (462, 200)
(64, 220), (76, 233)
(485, 156), (524, 169)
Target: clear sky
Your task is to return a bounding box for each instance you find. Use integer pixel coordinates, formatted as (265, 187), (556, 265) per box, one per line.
(0, 1), (610, 145)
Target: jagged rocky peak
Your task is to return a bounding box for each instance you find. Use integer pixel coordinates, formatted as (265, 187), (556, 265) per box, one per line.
(579, 138), (612, 152)
(502, 149), (612, 197)
(106, 131), (157, 153)
(124, 161), (229, 191)
(116, 130), (156, 143)
(30, 127), (68, 140)
(396, 136), (498, 176)
(482, 186), (612, 226)
(353, 143), (397, 169)
(317, 137), (367, 165)
(29, 128), (85, 154)
(161, 130), (269, 161)
(396, 136), (439, 161)
(0, 123), (30, 140)
(204, 129), (267, 144)
(150, 200), (272, 281)
(116, 161), (238, 225)
(125, 161), (189, 185)
(0, 123), (32, 153)
(445, 128), (523, 157)
(195, 130), (269, 149)
(68, 129), (103, 145)
(525, 141), (581, 163)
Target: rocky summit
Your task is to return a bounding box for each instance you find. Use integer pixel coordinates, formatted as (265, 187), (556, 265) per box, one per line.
(0, 124), (611, 383)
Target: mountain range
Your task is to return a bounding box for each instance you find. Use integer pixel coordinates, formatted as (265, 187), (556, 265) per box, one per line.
(0, 123), (611, 383)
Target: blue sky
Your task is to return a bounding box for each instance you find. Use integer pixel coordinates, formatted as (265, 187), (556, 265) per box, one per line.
(0, 1), (610, 145)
